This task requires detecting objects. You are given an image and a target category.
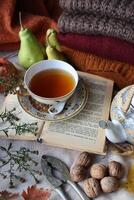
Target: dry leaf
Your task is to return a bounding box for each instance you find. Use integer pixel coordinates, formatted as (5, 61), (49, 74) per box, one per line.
(0, 191), (19, 200)
(22, 185), (51, 200)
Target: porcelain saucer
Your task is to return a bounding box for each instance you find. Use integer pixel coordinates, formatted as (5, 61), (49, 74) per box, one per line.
(110, 85), (134, 123)
(17, 79), (88, 122)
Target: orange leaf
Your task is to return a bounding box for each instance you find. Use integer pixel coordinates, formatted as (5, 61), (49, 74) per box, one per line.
(0, 191), (19, 200)
(22, 185), (51, 200)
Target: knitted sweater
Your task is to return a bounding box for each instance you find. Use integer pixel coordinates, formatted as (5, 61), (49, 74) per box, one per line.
(59, 0), (134, 21)
(58, 33), (134, 64)
(58, 12), (134, 43)
(62, 45), (134, 89)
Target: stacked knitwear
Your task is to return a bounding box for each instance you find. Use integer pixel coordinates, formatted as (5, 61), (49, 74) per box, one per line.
(57, 0), (134, 65)
(58, 12), (134, 43)
(57, 33), (134, 65)
(59, 0), (134, 21)
(62, 45), (134, 89)
(0, 0), (134, 88)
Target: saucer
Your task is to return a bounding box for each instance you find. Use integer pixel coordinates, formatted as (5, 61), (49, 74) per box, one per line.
(110, 85), (134, 123)
(17, 79), (88, 122)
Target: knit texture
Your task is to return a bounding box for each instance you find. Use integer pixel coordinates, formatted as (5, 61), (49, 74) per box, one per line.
(0, 0), (134, 88)
(58, 33), (134, 64)
(0, 0), (59, 50)
(61, 45), (134, 89)
(59, 0), (134, 21)
(58, 12), (134, 43)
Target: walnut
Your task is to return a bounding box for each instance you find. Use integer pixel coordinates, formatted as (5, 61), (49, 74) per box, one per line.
(100, 176), (120, 193)
(83, 178), (101, 198)
(90, 163), (107, 179)
(70, 165), (87, 182)
(108, 161), (125, 179)
(75, 152), (92, 168)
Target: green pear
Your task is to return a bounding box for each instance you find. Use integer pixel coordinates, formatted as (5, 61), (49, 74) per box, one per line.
(18, 28), (45, 69)
(40, 45), (46, 57)
(46, 45), (65, 61)
(46, 28), (61, 51)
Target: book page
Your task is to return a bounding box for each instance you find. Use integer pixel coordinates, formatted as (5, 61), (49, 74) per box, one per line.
(41, 72), (114, 154)
(0, 94), (44, 140)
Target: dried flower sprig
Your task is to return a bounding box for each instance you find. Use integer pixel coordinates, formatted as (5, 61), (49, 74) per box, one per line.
(0, 108), (19, 124)
(0, 108), (38, 137)
(13, 122), (38, 135)
(0, 143), (41, 188)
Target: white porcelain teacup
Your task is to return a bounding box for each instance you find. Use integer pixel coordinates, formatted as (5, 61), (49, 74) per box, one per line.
(24, 60), (79, 109)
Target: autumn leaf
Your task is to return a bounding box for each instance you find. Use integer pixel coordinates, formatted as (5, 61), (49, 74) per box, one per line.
(0, 191), (19, 200)
(22, 185), (51, 200)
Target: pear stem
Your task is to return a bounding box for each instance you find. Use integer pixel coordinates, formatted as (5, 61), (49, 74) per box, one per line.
(19, 12), (23, 30)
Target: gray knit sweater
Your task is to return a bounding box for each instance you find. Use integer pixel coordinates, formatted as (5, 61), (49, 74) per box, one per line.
(58, 12), (134, 43)
(59, 0), (134, 21)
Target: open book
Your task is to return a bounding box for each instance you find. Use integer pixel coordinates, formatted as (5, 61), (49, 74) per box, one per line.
(0, 71), (113, 155)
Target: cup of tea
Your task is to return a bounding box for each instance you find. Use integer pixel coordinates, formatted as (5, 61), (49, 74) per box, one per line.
(23, 60), (79, 106)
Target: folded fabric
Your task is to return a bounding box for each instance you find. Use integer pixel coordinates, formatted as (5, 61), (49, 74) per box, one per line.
(57, 33), (134, 65)
(0, 0), (59, 51)
(58, 12), (134, 44)
(59, 0), (134, 21)
(61, 45), (134, 89)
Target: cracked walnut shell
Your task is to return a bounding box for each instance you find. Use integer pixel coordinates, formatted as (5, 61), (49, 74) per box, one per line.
(90, 163), (107, 179)
(108, 161), (124, 179)
(83, 178), (101, 198)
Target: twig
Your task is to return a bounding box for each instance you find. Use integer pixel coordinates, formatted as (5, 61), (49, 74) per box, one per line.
(0, 108), (38, 137)
(0, 143), (41, 187)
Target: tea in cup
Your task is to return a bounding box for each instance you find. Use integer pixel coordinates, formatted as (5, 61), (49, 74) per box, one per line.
(24, 60), (79, 106)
